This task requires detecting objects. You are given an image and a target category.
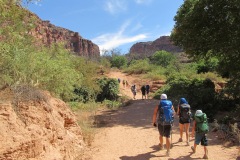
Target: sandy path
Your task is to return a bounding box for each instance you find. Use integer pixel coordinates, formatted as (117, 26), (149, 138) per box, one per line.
(88, 71), (239, 160)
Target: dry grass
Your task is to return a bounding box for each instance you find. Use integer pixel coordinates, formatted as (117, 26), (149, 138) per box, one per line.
(74, 103), (100, 146)
(76, 110), (96, 146)
(12, 85), (48, 103)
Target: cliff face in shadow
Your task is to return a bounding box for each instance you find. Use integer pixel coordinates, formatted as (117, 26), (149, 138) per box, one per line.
(129, 36), (182, 57)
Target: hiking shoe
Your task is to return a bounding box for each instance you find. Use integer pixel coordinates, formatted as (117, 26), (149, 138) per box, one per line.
(186, 141), (190, 146)
(166, 150), (170, 156)
(159, 143), (164, 150)
(203, 154), (208, 159)
(178, 138), (183, 142)
(191, 146), (196, 153)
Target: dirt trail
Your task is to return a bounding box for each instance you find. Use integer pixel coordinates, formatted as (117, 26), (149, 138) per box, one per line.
(88, 71), (239, 160)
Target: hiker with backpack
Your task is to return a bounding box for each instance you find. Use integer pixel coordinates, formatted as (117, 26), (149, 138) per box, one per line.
(152, 93), (175, 156)
(191, 110), (209, 159)
(177, 98), (191, 145)
(145, 84), (150, 99)
(131, 84), (137, 99)
(122, 79), (126, 88)
(140, 85), (146, 99)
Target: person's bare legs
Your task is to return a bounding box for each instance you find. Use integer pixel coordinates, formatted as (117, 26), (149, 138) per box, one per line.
(159, 135), (163, 145)
(184, 123), (190, 145)
(166, 137), (171, 155)
(191, 143), (197, 153)
(203, 146), (208, 159)
(179, 123), (183, 142)
(159, 135), (164, 149)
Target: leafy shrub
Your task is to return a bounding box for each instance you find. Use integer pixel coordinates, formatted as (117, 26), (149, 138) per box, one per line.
(150, 50), (176, 67)
(196, 57), (219, 74)
(111, 55), (127, 69)
(96, 78), (119, 102)
(124, 59), (151, 74)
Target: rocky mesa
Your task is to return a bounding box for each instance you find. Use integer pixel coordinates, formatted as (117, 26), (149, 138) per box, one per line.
(129, 36), (182, 57)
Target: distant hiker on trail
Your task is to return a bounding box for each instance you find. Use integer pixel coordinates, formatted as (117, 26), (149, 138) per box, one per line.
(122, 79), (126, 88)
(145, 84), (150, 99)
(152, 94), (175, 156)
(126, 80), (129, 87)
(118, 78), (121, 84)
(131, 84), (137, 99)
(191, 110), (209, 159)
(177, 98), (191, 145)
(140, 85), (146, 99)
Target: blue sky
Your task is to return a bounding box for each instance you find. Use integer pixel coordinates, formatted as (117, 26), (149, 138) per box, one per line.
(27, 0), (184, 54)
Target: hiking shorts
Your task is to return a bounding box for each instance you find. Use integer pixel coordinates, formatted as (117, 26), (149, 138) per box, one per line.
(195, 132), (208, 146)
(179, 117), (190, 124)
(158, 123), (171, 138)
(146, 89), (149, 94)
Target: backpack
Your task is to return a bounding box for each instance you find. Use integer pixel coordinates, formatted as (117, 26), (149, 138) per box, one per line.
(145, 85), (150, 91)
(195, 113), (209, 133)
(157, 100), (174, 125)
(179, 104), (191, 122)
(131, 85), (135, 91)
(141, 86), (146, 92)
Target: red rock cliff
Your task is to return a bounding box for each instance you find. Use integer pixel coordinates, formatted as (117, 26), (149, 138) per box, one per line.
(30, 13), (100, 58)
(129, 36), (182, 57)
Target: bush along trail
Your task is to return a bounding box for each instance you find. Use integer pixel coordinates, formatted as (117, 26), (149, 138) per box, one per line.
(88, 71), (239, 160)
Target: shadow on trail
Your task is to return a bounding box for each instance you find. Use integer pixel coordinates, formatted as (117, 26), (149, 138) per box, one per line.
(168, 152), (200, 160)
(119, 145), (161, 160)
(119, 145), (199, 160)
(94, 99), (159, 129)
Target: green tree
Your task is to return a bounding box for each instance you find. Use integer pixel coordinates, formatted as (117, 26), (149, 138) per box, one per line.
(171, 0), (240, 99)
(111, 55), (127, 69)
(96, 78), (119, 102)
(150, 50), (175, 67)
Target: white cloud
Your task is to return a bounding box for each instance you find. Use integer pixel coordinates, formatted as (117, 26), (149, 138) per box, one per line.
(104, 0), (127, 14)
(92, 21), (148, 54)
(134, 0), (153, 5)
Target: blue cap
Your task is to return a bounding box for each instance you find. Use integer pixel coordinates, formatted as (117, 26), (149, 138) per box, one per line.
(180, 98), (188, 104)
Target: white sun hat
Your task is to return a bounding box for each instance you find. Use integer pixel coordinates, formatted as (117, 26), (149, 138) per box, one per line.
(160, 94), (167, 100)
(195, 110), (203, 116)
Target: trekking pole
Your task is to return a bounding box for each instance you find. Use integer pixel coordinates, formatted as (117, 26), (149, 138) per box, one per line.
(171, 123), (173, 148)
(188, 120), (190, 145)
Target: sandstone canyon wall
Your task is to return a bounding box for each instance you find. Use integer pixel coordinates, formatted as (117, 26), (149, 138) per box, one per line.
(30, 13), (100, 58)
(129, 36), (182, 57)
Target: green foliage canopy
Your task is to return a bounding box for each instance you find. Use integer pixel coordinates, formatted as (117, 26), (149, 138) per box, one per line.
(124, 59), (151, 74)
(96, 78), (119, 102)
(150, 50), (175, 67)
(171, 0), (240, 99)
(111, 55), (127, 69)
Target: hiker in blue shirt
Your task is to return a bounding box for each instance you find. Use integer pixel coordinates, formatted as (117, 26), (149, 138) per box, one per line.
(152, 94), (175, 156)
